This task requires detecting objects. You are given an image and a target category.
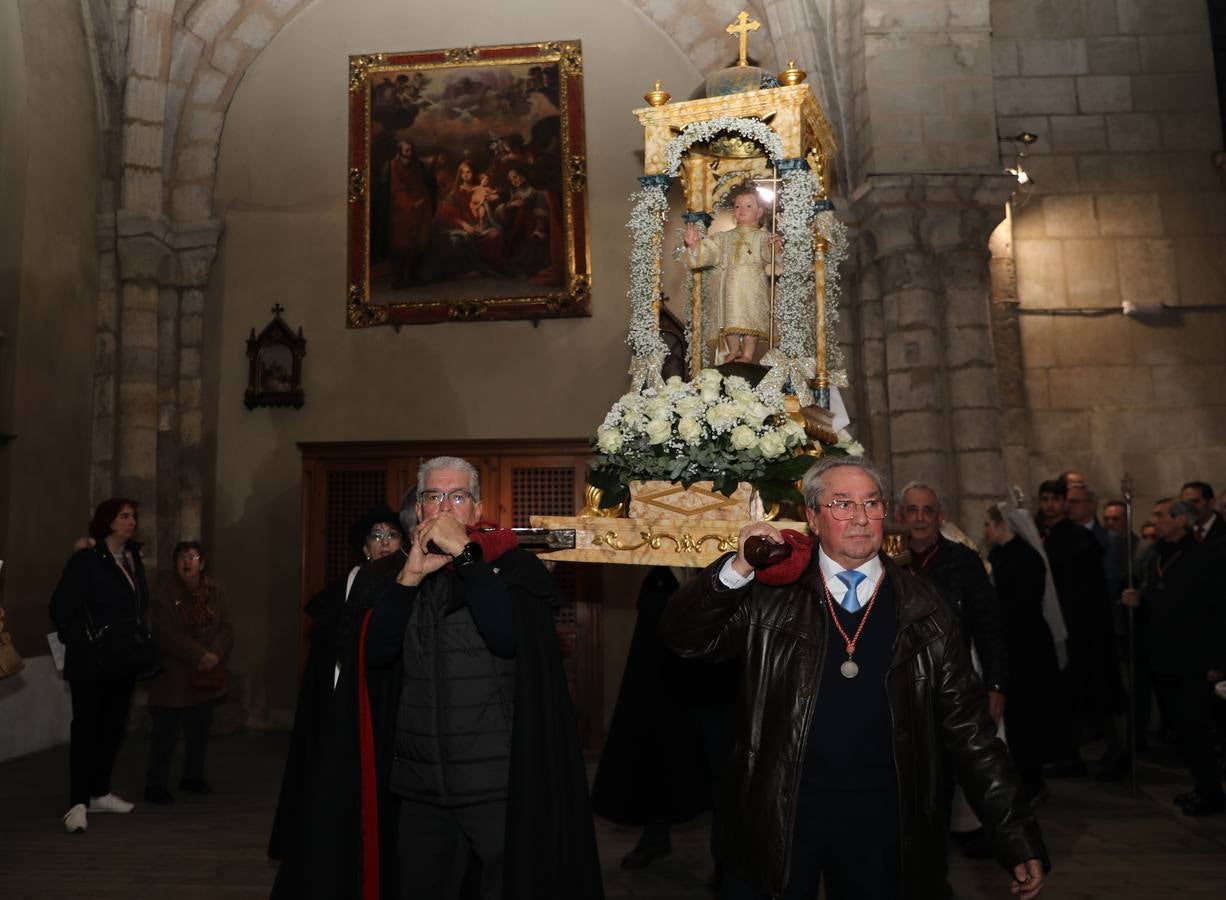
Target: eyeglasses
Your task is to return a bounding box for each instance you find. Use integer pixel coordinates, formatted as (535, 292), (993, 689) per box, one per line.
(821, 499), (888, 521)
(178, 553), (202, 562)
(367, 529), (402, 543)
(419, 489), (475, 509)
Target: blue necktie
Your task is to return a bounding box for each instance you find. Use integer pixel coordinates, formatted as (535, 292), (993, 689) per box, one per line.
(836, 570), (865, 613)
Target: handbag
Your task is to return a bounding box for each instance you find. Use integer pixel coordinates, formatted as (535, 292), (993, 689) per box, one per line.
(0, 604), (24, 679)
(190, 664), (226, 692)
(84, 604), (161, 681)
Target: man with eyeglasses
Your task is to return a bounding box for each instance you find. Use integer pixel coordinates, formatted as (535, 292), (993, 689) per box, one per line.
(335, 456), (602, 900)
(662, 457), (1048, 900)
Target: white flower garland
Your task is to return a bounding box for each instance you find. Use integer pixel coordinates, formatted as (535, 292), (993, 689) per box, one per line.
(775, 167), (819, 359)
(663, 117), (785, 176)
(624, 180), (670, 388)
(817, 210), (850, 382)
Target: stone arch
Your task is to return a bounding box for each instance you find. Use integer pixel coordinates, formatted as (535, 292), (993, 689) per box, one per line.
(168, 0), (312, 222)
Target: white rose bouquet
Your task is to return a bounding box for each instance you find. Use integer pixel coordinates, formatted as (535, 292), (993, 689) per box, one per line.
(589, 369), (823, 507)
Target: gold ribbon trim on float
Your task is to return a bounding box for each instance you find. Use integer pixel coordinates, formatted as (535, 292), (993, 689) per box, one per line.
(593, 529), (739, 554)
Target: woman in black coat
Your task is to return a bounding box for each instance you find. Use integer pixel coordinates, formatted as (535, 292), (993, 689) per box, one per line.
(268, 503), (404, 894)
(50, 498), (152, 833)
(984, 504), (1070, 802)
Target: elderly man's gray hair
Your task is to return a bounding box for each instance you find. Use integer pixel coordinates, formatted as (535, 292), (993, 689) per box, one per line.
(802, 457), (889, 510)
(399, 487), (418, 535)
(416, 456), (481, 501)
(899, 480), (943, 511)
(1168, 499), (1198, 522)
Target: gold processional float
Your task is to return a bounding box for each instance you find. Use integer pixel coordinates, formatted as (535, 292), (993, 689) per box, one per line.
(530, 12), (896, 567)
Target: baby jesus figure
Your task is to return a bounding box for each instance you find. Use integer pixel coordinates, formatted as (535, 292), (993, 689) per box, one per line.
(684, 183), (783, 364)
(467, 173), (501, 233)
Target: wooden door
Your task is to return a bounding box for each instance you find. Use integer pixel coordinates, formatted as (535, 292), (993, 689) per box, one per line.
(494, 453), (602, 757)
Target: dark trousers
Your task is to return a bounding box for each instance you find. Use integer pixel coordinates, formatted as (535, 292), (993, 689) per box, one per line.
(1129, 638), (1155, 743)
(69, 676), (135, 807)
(147, 703), (213, 788)
(1153, 671), (1224, 798)
(397, 799), (506, 900)
(724, 789), (900, 900)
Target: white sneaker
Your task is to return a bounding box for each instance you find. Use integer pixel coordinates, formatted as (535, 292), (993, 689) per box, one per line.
(63, 803), (87, 833)
(89, 792), (134, 813)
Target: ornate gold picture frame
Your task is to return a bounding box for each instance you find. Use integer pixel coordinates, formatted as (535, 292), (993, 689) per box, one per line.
(347, 40), (591, 327)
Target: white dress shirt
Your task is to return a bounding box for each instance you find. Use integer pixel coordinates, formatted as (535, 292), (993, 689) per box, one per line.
(815, 548), (882, 610)
(718, 547), (883, 609)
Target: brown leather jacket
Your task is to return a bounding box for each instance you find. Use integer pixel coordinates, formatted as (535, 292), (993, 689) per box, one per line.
(662, 552), (1048, 898)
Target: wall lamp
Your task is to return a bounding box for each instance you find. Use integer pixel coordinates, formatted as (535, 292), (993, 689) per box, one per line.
(998, 132), (1038, 189)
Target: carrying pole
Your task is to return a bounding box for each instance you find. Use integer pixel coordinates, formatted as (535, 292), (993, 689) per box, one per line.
(766, 167), (779, 352)
(1121, 472), (1138, 794)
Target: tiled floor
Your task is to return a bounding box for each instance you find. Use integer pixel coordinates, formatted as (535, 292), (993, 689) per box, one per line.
(2, 731), (1224, 898)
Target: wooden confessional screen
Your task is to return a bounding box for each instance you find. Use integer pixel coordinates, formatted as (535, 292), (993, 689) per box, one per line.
(298, 440), (602, 756)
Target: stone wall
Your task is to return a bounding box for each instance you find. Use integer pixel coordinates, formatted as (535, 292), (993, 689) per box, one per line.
(993, 0), (1226, 511)
(858, 0), (999, 177)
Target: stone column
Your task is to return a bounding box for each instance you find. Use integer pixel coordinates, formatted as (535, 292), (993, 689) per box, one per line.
(156, 283), (179, 560)
(851, 229), (892, 463)
(852, 174), (1013, 529)
(101, 0), (174, 561)
(927, 177), (1016, 530)
(90, 203), (120, 505)
(854, 179), (950, 502)
(106, 217), (221, 563)
(170, 221), (223, 544)
(987, 208), (1030, 492)
(115, 212), (172, 563)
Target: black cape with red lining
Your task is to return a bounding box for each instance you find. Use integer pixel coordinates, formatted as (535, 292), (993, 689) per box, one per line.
(269, 545), (604, 900)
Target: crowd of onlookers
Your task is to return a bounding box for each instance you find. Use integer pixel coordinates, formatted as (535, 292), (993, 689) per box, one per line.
(896, 471), (1226, 827)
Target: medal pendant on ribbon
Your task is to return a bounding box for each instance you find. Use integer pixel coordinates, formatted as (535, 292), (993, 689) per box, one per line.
(821, 572), (883, 684)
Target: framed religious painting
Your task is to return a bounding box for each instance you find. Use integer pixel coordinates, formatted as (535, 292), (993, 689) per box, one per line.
(346, 40), (591, 327)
